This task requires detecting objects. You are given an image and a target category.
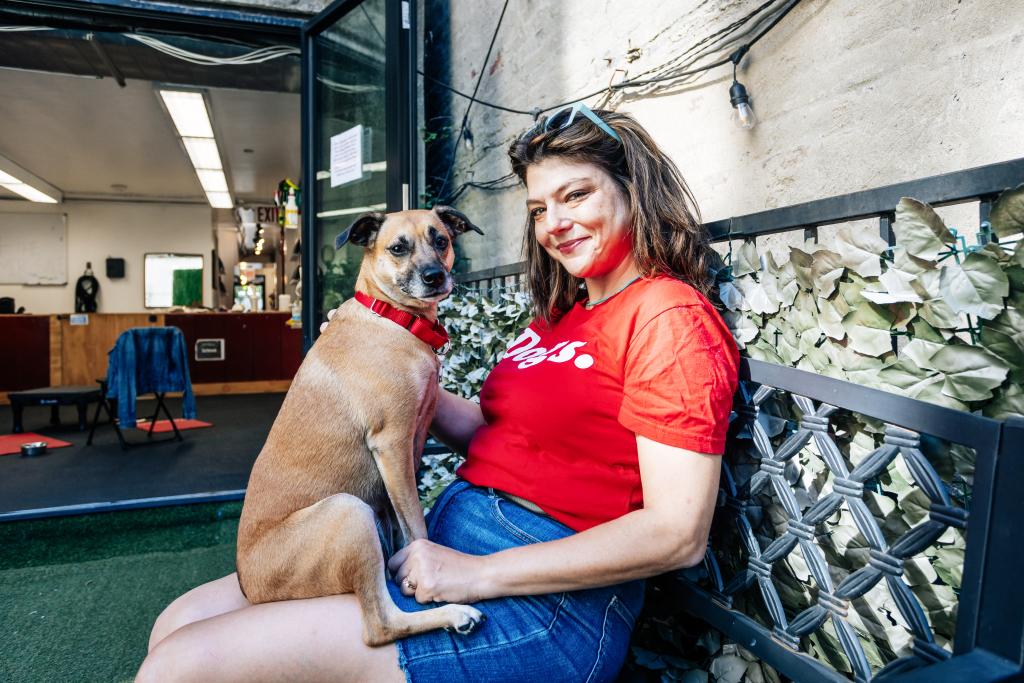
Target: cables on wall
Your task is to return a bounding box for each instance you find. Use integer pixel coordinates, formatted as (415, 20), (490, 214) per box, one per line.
(425, 0), (803, 205)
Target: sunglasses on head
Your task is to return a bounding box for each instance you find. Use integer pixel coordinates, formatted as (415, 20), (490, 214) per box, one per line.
(520, 102), (622, 143)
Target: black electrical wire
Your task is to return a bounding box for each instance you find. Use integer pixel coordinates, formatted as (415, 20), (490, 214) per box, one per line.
(428, 0), (803, 204)
(420, 0), (801, 118)
(627, 0), (783, 85)
(435, 0), (510, 202)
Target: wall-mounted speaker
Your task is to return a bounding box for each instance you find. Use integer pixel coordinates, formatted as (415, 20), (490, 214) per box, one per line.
(106, 258), (125, 279)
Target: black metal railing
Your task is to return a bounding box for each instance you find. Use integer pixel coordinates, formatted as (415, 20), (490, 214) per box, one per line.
(453, 157), (1024, 292)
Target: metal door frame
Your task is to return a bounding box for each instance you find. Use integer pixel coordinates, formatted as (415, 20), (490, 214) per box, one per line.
(301, 0), (418, 351)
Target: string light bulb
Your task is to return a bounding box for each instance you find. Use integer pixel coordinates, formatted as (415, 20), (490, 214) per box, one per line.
(728, 45), (756, 130)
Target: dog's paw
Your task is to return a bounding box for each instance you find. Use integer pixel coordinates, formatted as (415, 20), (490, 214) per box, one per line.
(444, 604), (485, 635)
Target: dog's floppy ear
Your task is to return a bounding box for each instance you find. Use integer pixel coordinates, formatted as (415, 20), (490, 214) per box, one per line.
(433, 205), (484, 237)
(336, 212), (385, 248)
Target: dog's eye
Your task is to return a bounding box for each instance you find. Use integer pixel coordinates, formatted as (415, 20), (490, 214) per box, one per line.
(388, 243), (409, 256)
(434, 236), (450, 250)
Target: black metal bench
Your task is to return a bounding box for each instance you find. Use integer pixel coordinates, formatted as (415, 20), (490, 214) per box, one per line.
(658, 358), (1023, 682)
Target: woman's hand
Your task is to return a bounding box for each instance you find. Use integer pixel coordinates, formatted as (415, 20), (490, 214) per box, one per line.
(319, 307), (338, 334)
(387, 539), (490, 605)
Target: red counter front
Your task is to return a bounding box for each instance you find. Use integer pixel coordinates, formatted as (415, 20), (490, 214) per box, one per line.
(165, 312), (302, 384)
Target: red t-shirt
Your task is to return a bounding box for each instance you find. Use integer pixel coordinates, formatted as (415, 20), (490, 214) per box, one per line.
(457, 275), (740, 531)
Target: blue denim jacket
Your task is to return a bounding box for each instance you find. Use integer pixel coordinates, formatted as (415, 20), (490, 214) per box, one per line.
(105, 327), (196, 427)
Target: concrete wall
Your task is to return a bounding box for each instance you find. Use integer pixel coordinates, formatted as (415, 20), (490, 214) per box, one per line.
(0, 201), (214, 314)
(427, 0), (1024, 271)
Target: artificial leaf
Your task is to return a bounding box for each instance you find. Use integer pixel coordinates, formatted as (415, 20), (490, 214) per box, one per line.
(790, 248), (814, 290)
(723, 310), (758, 347)
(733, 239), (760, 277)
(811, 248), (845, 298)
(748, 339), (785, 365)
(835, 224), (887, 277)
(909, 319), (945, 343)
(891, 244), (935, 276)
(901, 338), (945, 370)
(776, 331), (803, 364)
(779, 279), (800, 307)
(776, 257), (797, 287)
(939, 252), (1010, 320)
(842, 301), (894, 330)
(989, 183), (1024, 238)
(929, 344), (1009, 402)
(984, 383), (1024, 420)
(861, 268), (924, 304)
(836, 343), (889, 370)
(847, 325), (894, 356)
(890, 301), (917, 329)
(734, 275), (779, 315)
(981, 326), (1024, 373)
(799, 327), (823, 354)
(893, 197), (955, 262)
(932, 547), (964, 590)
(914, 268), (943, 299)
(818, 298), (846, 340)
(839, 272), (873, 308)
(908, 374), (970, 411)
(719, 281), (744, 311)
(918, 297), (961, 330)
(986, 294), (1024, 339)
(789, 302), (819, 333)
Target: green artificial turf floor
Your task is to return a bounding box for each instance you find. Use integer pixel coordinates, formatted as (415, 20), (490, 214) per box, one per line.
(0, 502), (243, 682)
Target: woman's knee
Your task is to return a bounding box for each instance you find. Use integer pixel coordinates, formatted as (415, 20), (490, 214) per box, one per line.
(138, 627), (207, 683)
(148, 574), (248, 652)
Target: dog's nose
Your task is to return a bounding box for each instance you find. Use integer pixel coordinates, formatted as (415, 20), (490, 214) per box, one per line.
(420, 266), (446, 287)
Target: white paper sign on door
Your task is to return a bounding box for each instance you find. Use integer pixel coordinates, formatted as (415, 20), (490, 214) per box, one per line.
(330, 125), (364, 188)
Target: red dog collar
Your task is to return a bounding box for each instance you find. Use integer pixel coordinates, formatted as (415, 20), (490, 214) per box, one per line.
(354, 291), (451, 354)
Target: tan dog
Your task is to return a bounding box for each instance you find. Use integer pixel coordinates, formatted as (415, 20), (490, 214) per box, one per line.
(236, 206), (484, 646)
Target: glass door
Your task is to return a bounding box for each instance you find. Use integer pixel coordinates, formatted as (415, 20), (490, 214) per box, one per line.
(301, 0), (416, 350)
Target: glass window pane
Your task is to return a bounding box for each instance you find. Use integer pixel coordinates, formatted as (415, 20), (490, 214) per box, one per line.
(313, 0), (386, 317)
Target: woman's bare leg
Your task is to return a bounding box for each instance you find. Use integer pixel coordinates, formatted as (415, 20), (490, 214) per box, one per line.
(136, 592), (405, 683)
(149, 573), (251, 652)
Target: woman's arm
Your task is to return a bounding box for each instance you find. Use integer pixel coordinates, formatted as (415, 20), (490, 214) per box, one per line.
(388, 434), (721, 603)
(428, 388), (486, 456)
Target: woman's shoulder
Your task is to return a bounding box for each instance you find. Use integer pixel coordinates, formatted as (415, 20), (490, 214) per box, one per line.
(632, 275), (714, 314)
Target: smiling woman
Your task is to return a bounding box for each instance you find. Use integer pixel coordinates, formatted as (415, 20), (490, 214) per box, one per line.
(137, 107), (738, 683)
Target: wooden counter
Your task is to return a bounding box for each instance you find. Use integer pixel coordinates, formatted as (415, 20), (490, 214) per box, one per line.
(0, 312), (302, 403)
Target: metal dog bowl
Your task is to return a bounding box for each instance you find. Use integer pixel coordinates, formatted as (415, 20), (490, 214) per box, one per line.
(20, 441), (48, 457)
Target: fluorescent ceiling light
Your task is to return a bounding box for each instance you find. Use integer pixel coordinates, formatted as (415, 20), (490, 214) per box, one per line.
(182, 137), (223, 170)
(196, 169), (228, 193)
(159, 90), (214, 138)
(159, 88), (232, 209)
(0, 169), (58, 203)
(206, 191), (233, 209)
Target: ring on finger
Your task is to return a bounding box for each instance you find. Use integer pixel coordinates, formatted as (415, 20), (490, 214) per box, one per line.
(402, 577), (416, 591)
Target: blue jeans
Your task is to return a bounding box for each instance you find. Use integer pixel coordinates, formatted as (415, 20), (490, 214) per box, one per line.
(389, 479), (646, 683)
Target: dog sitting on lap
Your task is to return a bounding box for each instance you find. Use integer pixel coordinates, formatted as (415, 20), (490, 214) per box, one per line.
(235, 205), (483, 646)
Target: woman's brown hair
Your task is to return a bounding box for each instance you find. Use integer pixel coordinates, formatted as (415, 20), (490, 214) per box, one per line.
(507, 108), (717, 324)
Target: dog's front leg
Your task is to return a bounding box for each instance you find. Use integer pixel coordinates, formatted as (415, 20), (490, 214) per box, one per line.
(368, 434), (428, 548)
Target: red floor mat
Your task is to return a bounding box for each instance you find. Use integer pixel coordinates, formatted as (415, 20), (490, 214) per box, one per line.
(0, 432), (74, 456)
(134, 419), (212, 433)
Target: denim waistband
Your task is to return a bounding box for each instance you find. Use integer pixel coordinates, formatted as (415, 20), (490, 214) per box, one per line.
(487, 487), (549, 517)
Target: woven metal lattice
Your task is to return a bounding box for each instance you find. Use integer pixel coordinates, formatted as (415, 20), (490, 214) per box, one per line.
(700, 382), (968, 682)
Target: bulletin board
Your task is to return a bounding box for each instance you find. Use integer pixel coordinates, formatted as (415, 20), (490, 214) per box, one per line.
(0, 212), (67, 285)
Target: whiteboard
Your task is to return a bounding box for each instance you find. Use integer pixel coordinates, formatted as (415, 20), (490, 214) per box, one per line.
(0, 212), (67, 285)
